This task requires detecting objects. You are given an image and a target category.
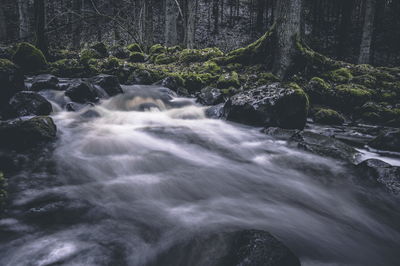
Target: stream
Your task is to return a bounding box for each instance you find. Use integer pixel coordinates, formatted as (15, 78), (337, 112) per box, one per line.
(0, 85), (399, 266)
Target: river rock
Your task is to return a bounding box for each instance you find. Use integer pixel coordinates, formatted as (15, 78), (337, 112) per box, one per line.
(289, 131), (359, 163)
(31, 74), (59, 91)
(65, 81), (100, 104)
(368, 130), (400, 152)
(357, 159), (400, 195)
(223, 83), (309, 129)
(149, 229), (300, 266)
(0, 116), (57, 150)
(205, 103), (225, 119)
(9, 91), (53, 117)
(0, 59), (25, 104)
(197, 87), (224, 106)
(91, 74), (123, 96)
(262, 127), (299, 140)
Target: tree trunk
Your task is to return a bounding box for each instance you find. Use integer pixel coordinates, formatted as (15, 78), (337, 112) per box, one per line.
(144, 0), (154, 48)
(165, 0), (179, 46)
(72, 0), (81, 49)
(0, 0), (7, 42)
(358, 0), (376, 64)
(273, 0), (302, 78)
(34, 0), (48, 56)
(256, 0), (265, 33)
(185, 0), (196, 48)
(336, 0), (355, 59)
(18, 0), (30, 40)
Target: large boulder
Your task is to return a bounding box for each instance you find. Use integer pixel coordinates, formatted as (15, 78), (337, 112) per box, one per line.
(223, 83), (309, 129)
(30, 74), (59, 91)
(368, 130), (400, 152)
(12, 42), (47, 73)
(149, 230), (300, 266)
(357, 159), (400, 195)
(0, 59), (25, 104)
(0, 116), (57, 150)
(9, 91), (53, 117)
(91, 74), (123, 96)
(65, 81), (100, 104)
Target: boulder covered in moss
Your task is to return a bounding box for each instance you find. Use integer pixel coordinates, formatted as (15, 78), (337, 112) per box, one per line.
(90, 42), (108, 58)
(304, 77), (332, 104)
(80, 48), (101, 63)
(217, 71), (240, 89)
(0, 116), (57, 150)
(0, 59), (25, 104)
(127, 43), (142, 53)
(154, 53), (177, 64)
(129, 52), (146, 63)
(9, 91), (53, 118)
(12, 42), (47, 73)
(179, 47), (223, 63)
(149, 44), (166, 55)
(314, 109), (345, 125)
(223, 82), (309, 129)
(325, 67), (353, 83)
(129, 68), (165, 85)
(110, 46), (130, 59)
(49, 59), (86, 78)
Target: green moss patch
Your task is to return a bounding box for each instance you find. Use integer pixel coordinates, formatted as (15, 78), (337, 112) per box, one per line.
(13, 42), (47, 73)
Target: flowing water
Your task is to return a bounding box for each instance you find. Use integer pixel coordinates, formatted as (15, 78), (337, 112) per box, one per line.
(1, 85), (400, 266)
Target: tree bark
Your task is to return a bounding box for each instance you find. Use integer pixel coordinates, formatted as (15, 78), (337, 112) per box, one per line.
(0, 0), (7, 42)
(18, 0), (30, 40)
(34, 0), (48, 56)
(358, 0), (376, 64)
(185, 0), (196, 48)
(72, 0), (81, 49)
(273, 0), (302, 78)
(144, 0), (154, 48)
(165, 0), (179, 46)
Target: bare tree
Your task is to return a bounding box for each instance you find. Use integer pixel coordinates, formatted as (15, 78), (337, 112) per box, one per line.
(18, 0), (30, 40)
(165, 0), (179, 46)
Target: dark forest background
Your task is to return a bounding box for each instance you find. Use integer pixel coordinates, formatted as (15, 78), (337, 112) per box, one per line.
(0, 0), (399, 67)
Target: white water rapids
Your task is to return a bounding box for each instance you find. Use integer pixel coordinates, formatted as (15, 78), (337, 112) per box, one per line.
(0, 85), (399, 266)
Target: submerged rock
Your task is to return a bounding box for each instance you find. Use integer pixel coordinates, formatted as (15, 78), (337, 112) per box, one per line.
(224, 83), (309, 129)
(0, 116), (57, 150)
(0, 59), (25, 104)
(368, 130), (400, 153)
(357, 159), (400, 195)
(9, 91), (53, 117)
(149, 229), (300, 266)
(31, 74), (59, 91)
(289, 131), (359, 163)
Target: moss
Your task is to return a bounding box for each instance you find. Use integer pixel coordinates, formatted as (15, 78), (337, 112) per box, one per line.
(149, 44), (166, 55)
(314, 109), (345, 125)
(180, 48), (223, 63)
(259, 72), (279, 82)
(80, 48), (101, 63)
(217, 71), (240, 89)
(196, 61), (221, 75)
(129, 52), (146, 63)
(12, 42), (47, 72)
(334, 84), (372, 109)
(127, 43), (142, 53)
(181, 72), (211, 92)
(49, 59), (91, 78)
(90, 42), (108, 57)
(226, 63), (242, 71)
(352, 74), (377, 88)
(167, 45), (183, 53)
(0, 58), (17, 72)
(325, 68), (353, 83)
(0, 172), (6, 209)
(154, 53), (177, 64)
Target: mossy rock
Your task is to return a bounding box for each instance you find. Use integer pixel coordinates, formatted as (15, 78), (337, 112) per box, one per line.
(80, 48), (101, 64)
(167, 45), (183, 53)
(127, 43), (142, 53)
(179, 48), (223, 63)
(128, 68), (166, 85)
(353, 74), (377, 88)
(49, 59), (90, 78)
(180, 72), (217, 93)
(325, 68), (353, 83)
(217, 71), (240, 89)
(304, 77), (333, 104)
(12, 42), (47, 73)
(129, 52), (146, 63)
(314, 109), (345, 125)
(196, 61), (221, 75)
(334, 84), (373, 109)
(149, 44), (166, 55)
(0, 59), (25, 104)
(154, 53), (177, 64)
(90, 42), (108, 58)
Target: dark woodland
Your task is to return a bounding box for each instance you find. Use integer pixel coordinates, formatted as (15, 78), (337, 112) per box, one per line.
(0, 1), (400, 266)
